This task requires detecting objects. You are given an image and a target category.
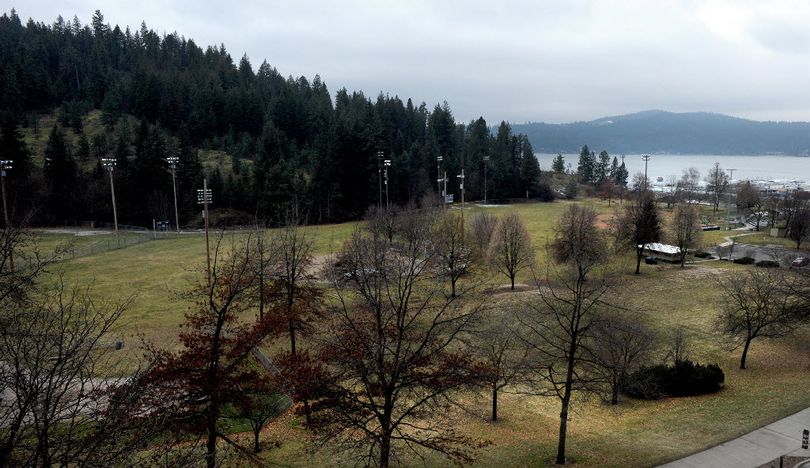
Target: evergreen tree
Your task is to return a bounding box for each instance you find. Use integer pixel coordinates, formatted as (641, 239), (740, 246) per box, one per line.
(552, 153), (565, 173)
(43, 125), (78, 221)
(615, 160), (629, 187)
(577, 145), (595, 184)
(609, 156), (619, 180)
(595, 150), (610, 183)
(519, 137), (542, 197)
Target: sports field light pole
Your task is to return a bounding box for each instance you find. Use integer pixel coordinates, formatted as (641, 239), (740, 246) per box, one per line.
(101, 157), (119, 246)
(0, 160), (12, 230)
(383, 159), (391, 210)
(457, 167), (465, 239)
(726, 168), (736, 230)
(483, 155), (490, 204)
(1, 159), (13, 271)
(167, 155), (180, 232)
(376, 151), (384, 210)
(197, 180), (213, 284)
(436, 155), (444, 205)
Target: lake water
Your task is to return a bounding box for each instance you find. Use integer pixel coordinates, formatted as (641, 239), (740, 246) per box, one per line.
(535, 153), (810, 187)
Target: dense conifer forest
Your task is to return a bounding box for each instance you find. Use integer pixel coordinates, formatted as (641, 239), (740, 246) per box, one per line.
(0, 9), (548, 227)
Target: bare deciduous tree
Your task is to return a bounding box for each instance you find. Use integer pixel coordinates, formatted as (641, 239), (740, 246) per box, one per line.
(0, 281), (132, 467)
(519, 204), (611, 465)
(468, 311), (530, 422)
(591, 316), (654, 405)
(314, 222), (486, 467)
(469, 212), (497, 260)
(489, 212), (534, 290)
(669, 203), (703, 267)
(705, 162), (729, 213)
(788, 207), (810, 249)
(717, 268), (799, 369)
(433, 213), (473, 297)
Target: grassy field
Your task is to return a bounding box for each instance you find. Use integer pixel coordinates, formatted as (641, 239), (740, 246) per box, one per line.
(41, 198), (810, 466)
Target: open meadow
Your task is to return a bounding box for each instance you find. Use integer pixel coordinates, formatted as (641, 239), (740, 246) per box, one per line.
(36, 198), (810, 467)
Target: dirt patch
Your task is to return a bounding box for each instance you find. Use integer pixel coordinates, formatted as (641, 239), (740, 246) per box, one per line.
(595, 213), (614, 229)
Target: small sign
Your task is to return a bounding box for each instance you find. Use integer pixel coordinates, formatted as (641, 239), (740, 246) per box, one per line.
(445, 194), (454, 204)
(803, 429), (809, 450)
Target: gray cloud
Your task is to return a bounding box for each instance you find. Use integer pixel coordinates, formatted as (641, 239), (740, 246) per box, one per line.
(12, 0), (810, 123)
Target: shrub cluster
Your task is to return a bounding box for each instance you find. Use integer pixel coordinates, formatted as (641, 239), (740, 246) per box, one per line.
(693, 250), (713, 259)
(623, 360), (725, 400)
(755, 260), (780, 268)
(732, 256), (756, 265)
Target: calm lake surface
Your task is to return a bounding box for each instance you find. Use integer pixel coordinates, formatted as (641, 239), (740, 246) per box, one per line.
(535, 154), (810, 185)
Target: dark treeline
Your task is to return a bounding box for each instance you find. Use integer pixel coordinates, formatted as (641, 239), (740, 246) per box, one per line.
(0, 9), (548, 227)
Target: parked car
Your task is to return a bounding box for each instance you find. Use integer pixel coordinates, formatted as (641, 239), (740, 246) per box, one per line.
(791, 257), (809, 268)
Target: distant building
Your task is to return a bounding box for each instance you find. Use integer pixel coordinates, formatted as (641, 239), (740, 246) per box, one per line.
(640, 242), (682, 262)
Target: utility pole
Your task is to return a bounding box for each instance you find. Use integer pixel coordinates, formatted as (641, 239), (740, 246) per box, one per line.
(483, 155), (490, 204)
(376, 151), (383, 210)
(1, 160), (13, 271)
(726, 168), (736, 230)
(167, 155), (180, 232)
(197, 179), (213, 284)
(642, 154), (651, 193)
(383, 159), (391, 210)
(101, 158), (119, 245)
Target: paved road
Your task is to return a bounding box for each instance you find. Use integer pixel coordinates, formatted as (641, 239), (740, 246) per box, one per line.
(660, 407), (810, 468)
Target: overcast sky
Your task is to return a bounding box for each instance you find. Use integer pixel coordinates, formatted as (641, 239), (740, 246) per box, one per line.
(13, 0), (810, 124)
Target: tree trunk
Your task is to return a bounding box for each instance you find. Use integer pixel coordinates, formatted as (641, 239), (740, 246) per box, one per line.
(635, 247), (643, 274)
(254, 427), (261, 453)
(740, 337), (752, 370)
(206, 403), (218, 468)
(451, 277), (456, 298)
(492, 383), (498, 421)
(289, 319), (297, 355)
(556, 390), (571, 464)
(380, 433), (391, 468)
(611, 373), (619, 405)
(510, 274), (515, 290)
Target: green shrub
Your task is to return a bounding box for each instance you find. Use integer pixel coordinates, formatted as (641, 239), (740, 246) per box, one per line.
(733, 256), (755, 265)
(624, 360), (725, 400)
(755, 260), (780, 268)
(693, 250), (712, 259)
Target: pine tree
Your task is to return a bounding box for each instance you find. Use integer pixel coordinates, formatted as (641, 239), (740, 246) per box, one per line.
(577, 145), (595, 184)
(552, 154), (565, 173)
(43, 125), (78, 221)
(596, 150), (610, 183)
(519, 138), (542, 197)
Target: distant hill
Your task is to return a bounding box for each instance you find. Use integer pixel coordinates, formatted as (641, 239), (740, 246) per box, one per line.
(512, 110), (810, 156)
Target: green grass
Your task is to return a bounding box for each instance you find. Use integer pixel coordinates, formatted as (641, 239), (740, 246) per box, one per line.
(41, 198), (810, 466)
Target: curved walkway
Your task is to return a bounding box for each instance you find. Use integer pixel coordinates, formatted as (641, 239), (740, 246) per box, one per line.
(660, 407), (810, 468)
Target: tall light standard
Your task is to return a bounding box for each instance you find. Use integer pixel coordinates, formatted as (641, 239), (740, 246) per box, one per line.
(376, 151), (384, 210)
(436, 155), (444, 205)
(726, 168), (736, 230)
(101, 157), (119, 245)
(197, 179), (213, 284)
(383, 159), (391, 210)
(1, 159), (13, 271)
(166, 155), (180, 232)
(457, 168), (465, 238)
(0, 160), (12, 229)
(483, 155), (490, 204)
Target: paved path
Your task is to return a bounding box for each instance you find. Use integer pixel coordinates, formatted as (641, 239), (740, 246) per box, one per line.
(660, 407), (810, 468)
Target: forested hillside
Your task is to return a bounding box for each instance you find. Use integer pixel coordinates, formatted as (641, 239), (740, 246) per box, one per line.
(0, 9), (546, 227)
(514, 110), (810, 155)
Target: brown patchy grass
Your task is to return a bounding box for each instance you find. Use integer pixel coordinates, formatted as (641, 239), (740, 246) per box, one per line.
(45, 199), (810, 466)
